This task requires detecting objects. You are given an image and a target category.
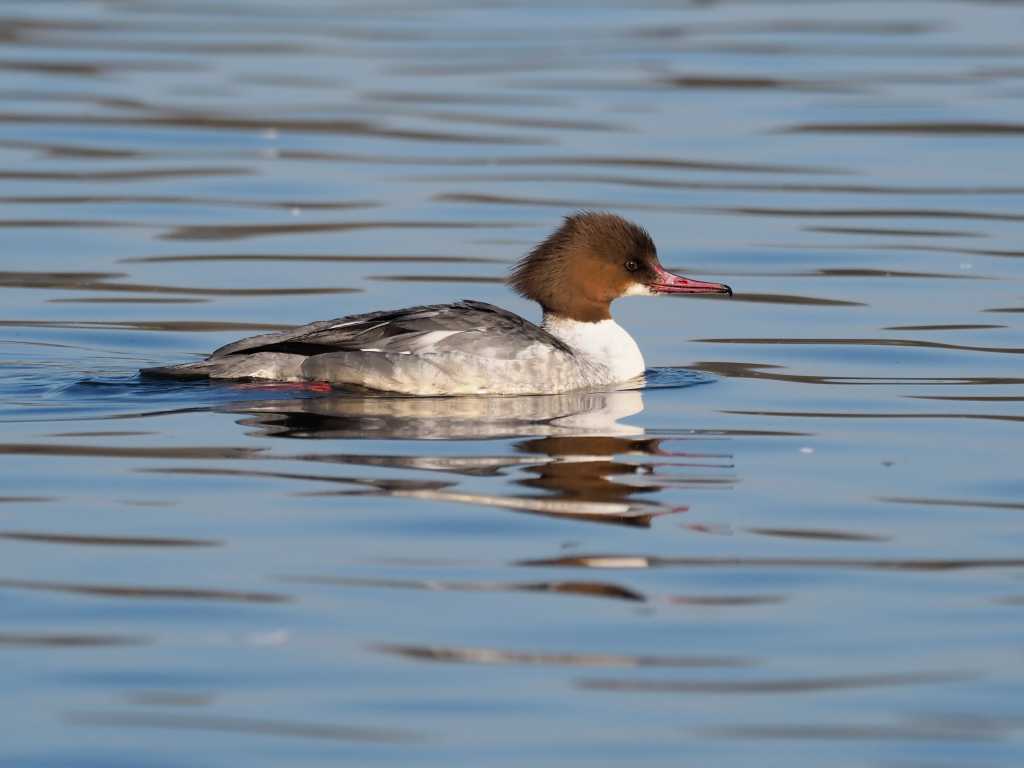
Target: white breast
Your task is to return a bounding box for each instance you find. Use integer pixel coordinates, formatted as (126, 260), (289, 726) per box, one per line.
(542, 315), (645, 383)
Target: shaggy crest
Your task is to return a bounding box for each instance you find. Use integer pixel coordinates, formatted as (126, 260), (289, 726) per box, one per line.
(509, 211), (656, 320)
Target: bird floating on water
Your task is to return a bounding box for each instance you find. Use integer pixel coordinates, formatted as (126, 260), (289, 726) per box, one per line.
(143, 212), (732, 395)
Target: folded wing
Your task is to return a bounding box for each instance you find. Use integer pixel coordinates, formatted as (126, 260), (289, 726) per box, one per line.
(208, 300), (570, 361)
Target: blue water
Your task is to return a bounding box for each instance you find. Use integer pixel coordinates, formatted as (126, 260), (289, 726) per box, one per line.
(0, 1), (1022, 765)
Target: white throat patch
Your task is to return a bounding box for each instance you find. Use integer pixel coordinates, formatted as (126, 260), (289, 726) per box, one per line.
(621, 282), (654, 297)
(543, 315), (645, 382)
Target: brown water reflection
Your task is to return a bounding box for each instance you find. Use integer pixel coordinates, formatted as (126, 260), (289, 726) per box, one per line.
(289, 574), (649, 604)
(65, 711), (425, 745)
(373, 643), (748, 668)
(519, 555), (1024, 572)
(0, 633), (151, 648)
(0, 270), (361, 297)
(415, 173), (1024, 197)
(577, 671), (970, 694)
(746, 527), (889, 543)
(124, 253), (503, 264)
(785, 121), (1024, 135)
(700, 337), (1024, 355)
(0, 579), (293, 603)
(694, 361), (1024, 387)
(702, 720), (1006, 742)
(0, 531), (220, 547)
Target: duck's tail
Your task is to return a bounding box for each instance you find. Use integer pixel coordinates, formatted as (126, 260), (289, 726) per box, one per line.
(140, 352), (306, 381)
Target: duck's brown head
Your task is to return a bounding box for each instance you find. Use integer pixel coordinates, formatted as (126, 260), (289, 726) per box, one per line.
(509, 211), (732, 323)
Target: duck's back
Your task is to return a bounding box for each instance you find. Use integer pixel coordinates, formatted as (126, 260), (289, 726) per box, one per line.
(142, 300), (603, 395)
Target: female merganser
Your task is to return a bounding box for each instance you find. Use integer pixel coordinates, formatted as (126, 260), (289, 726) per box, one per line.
(143, 212), (732, 395)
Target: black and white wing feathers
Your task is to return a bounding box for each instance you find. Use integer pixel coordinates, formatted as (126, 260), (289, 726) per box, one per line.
(209, 300), (570, 360)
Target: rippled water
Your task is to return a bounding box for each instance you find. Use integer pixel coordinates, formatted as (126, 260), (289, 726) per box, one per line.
(2, 1), (1023, 765)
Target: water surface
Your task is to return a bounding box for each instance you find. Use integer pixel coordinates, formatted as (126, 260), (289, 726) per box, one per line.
(1, 1), (1023, 766)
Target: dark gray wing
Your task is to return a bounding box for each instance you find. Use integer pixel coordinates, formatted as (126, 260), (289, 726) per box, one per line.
(209, 300), (572, 360)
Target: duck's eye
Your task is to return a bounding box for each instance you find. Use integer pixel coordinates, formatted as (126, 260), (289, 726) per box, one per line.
(624, 260), (639, 272)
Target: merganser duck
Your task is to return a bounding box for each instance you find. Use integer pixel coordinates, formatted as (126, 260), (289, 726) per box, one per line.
(142, 212), (732, 395)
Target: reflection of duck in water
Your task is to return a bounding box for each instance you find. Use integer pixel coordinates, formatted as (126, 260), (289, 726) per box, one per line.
(227, 389), (732, 527)
(517, 435), (665, 505)
(233, 388), (647, 440)
(145, 212), (730, 395)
